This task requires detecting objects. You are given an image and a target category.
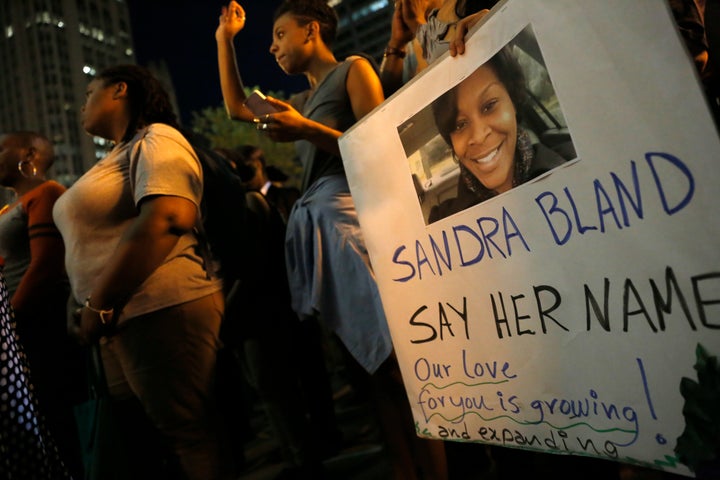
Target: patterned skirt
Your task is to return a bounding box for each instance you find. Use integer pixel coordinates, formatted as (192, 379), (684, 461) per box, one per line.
(0, 271), (71, 479)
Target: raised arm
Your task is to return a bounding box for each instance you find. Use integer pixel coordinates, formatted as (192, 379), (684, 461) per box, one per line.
(379, 0), (415, 96)
(215, 1), (255, 122)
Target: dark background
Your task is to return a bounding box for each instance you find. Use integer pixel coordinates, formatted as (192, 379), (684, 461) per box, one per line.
(126, 0), (307, 125)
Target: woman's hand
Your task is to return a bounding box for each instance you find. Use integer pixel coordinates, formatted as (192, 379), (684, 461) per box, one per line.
(216, 0), (246, 42)
(66, 294), (111, 345)
(77, 303), (113, 346)
(388, 0), (415, 49)
(253, 97), (309, 143)
(254, 96), (345, 155)
(400, 0), (430, 35)
(449, 9), (490, 57)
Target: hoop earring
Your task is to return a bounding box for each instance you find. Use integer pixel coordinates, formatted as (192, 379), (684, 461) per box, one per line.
(18, 160), (37, 178)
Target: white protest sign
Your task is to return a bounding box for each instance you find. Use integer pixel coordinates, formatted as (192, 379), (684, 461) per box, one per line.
(339, 0), (720, 477)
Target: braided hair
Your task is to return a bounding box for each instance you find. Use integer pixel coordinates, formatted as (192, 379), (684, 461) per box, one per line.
(94, 64), (180, 142)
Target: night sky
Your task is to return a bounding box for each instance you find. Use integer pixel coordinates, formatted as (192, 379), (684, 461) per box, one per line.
(126, 0), (307, 125)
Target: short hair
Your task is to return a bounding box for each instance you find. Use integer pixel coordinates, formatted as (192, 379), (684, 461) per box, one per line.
(273, 0), (338, 46)
(95, 64), (179, 142)
(432, 45), (527, 149)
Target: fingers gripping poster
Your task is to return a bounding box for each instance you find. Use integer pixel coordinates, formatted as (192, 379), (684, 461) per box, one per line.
(339, 0), (720, 477)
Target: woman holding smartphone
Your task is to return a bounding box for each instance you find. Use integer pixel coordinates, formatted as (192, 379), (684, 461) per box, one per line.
(216, 1), (449, 478)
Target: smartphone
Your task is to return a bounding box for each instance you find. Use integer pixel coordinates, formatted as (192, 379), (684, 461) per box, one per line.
(243, 90), (279, 116)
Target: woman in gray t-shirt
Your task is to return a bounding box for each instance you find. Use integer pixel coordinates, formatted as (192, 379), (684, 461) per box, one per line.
(53, 64), (227, 480)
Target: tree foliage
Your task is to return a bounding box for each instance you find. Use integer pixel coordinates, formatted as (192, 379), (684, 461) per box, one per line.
(190, 86), (302, 189)
(675, 343), (720, 475)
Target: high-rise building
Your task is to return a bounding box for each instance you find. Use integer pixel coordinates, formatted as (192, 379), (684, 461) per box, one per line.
(0, 0), (135, 186)
(331, 0), (393, 63)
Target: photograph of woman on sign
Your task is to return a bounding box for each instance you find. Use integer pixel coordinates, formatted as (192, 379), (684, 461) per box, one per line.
(400, 26), (576, 224)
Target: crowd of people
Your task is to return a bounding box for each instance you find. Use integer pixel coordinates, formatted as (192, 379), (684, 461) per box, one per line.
(0, 0), (715, 479)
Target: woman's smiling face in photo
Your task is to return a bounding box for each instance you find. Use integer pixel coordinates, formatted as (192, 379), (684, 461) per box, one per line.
(449, 64), (517, 194)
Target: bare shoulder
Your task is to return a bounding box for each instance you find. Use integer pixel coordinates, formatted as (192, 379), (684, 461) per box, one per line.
(347, 55), (379, 78)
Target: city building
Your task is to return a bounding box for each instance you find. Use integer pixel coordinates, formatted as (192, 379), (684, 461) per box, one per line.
(331, 0), (393, 63)
(0, 0), (135, 186)
(0, 0), (394, 190)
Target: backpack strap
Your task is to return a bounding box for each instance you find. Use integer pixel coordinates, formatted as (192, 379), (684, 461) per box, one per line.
(183, 141), (218, 281)
(125, 126), (151, 200)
